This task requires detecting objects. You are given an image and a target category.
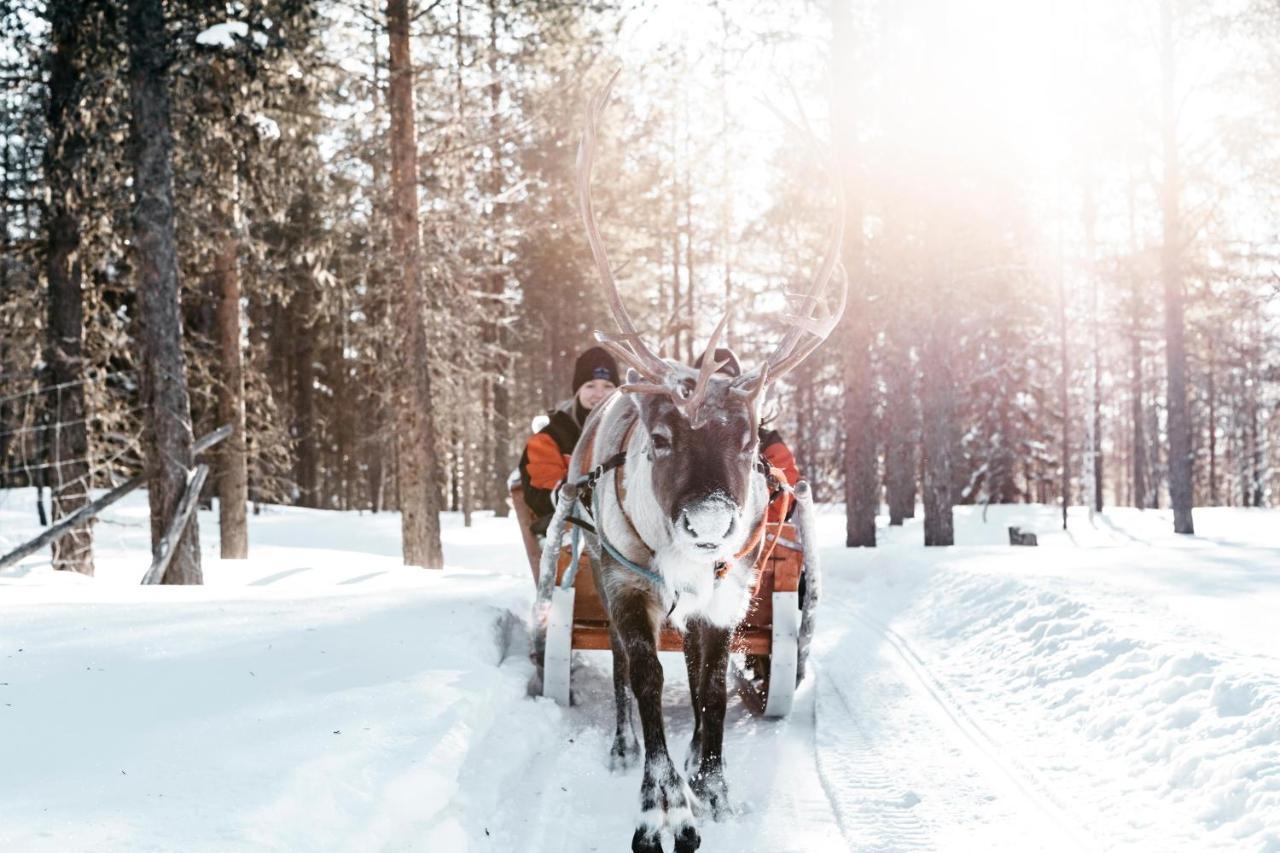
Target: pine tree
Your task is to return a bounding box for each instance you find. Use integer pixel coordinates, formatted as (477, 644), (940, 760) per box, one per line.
(125, 0), (201, 582)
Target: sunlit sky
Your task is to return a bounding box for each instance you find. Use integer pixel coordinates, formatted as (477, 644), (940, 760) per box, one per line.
(613, 0), (1269, 296)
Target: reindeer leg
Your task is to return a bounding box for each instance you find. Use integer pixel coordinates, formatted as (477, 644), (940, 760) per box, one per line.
(690, 621), (733, 821)
(612, 588), (700, 853)
(683, 623), (703, 777)
(596, 563), (640, 771)
(607, 622), (640, 771)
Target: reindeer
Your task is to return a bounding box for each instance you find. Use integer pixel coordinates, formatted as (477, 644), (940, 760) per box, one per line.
(534, 73), (845, 853)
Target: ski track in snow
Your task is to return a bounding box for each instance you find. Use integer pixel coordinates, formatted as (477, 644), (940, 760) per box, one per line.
(812, 665), (930, 851)
(847, 611), (1095, 851)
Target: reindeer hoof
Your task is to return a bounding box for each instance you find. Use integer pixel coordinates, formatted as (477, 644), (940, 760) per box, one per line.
(631, 828), (663, 853)
(691, 771), (732, 821)
(634, 765), (699, 851)
(673, 824), (702, 852)
(610, 735), (640, 772)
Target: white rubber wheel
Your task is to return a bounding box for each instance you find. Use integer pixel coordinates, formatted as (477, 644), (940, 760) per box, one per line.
(542, 586), (575, 706)
(763, 590), (799, 717)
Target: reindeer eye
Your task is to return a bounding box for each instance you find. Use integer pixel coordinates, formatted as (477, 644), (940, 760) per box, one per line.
(651, 433), (672, 452)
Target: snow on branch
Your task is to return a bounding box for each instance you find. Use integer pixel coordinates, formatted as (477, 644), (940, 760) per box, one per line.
(196, 22), (268, 50)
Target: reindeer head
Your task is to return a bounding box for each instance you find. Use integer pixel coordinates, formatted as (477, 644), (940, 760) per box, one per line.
(577, 71), (846, 561)
(618, 328), (769, 558)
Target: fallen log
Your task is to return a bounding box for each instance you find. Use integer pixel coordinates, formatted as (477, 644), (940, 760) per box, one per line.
(141, 463), (208, 585)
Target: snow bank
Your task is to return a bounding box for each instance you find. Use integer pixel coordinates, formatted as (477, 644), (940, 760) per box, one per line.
(830, 503), (1280, 851)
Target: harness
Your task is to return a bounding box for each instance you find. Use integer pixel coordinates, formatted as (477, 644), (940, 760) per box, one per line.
(554, 416), (793, 596)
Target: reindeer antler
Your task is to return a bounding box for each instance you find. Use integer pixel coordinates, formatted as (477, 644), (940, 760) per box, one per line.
(758, 192), (848, 385)
(579, 71), (842, 424)
(686, 313), (730, 428)
(579, 71), (734, 428)
(577, 70), (670, 382)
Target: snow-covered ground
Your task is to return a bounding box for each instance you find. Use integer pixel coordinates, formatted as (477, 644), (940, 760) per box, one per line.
(2, 489), (1278, 852)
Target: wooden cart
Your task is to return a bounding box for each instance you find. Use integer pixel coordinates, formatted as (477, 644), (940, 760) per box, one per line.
(511, 482), (817, 717)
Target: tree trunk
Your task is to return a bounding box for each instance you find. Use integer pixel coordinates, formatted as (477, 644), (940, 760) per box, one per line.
(387, 0), (443, 568)
(683, 113), (696, 366)
(44, 0), (94, 574)
(1131, 324), (1148, 509)
(831, 0), (877, 547)
(214, 187), (248, 558)
(1160, 0), (1195, 534)
(126, 0), (201, 583)
(1058, 244), (1071, 529)
(1084, 185), (1103, 513)
(794, 359), (816, 487)
(883, 318), (916, 524)
(921, 305), (955, 546)
(1207, 348), (1218, 505)
(293, 266), (317, 506)
(486, 0), (510, 517)
(1246, 355), (1262, 507)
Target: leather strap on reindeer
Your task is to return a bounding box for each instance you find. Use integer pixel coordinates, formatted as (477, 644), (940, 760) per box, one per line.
(716, 464), (793, 593)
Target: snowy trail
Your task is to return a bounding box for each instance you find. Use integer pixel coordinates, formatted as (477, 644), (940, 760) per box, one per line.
(804, 556), (1102, 853)
(449, 649), (847, 853)
(451, 564), (1107, 853)
(4, 493), (1280, 851)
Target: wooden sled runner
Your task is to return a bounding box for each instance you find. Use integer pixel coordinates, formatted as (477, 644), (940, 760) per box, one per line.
(511, 481), (819, 717)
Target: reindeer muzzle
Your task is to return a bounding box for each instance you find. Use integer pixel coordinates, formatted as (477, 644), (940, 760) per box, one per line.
(679, 498), (738, 551)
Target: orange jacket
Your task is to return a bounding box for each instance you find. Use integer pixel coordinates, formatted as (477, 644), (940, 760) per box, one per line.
(518, 401), (582, 532)
(760, 430), (800, 523)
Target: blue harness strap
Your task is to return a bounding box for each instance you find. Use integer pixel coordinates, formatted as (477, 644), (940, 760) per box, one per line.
(555, 457), (665, 591)
(592, 484), (665, 587)
(556, 416), (666, 591)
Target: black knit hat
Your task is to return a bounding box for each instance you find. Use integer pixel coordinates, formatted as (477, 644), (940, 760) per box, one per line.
(693, 347), (742, 379)
(572, 346), (620, 393)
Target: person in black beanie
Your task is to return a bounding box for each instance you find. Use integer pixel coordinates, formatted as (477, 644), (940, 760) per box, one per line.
(518, 346), (619, 534)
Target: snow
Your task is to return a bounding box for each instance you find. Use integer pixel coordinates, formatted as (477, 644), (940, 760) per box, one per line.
(196, 22), (268, 50)
(2, 491), (1278, 851)
(250, 114), (280, 142)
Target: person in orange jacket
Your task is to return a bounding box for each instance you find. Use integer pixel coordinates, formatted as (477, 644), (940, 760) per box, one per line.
(694, 347), (801, 524)
(518, 346), (619, 535)
(519, 345), (801, 535)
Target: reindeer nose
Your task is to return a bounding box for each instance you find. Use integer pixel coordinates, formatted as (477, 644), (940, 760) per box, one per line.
(681, 504), (736, 547)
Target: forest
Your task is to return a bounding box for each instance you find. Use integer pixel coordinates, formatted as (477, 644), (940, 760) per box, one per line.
(1, 0), (1278, 580)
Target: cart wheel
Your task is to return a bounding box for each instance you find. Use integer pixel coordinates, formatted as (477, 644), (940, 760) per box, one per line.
(542, 586), (575, 706)
(792, 480), (820, 688)
(762, 589), (799, 717)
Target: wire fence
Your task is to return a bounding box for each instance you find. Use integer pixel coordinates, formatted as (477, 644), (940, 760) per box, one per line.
(0, 405), (147, 441)
(0, 369), (147, 507)
(0, 369), (139, 405)
(0, 431), (144, 484)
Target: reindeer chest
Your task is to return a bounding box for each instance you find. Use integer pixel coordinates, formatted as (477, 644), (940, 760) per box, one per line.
(590, 416), (766, 633)
(656, 555), (754, 631)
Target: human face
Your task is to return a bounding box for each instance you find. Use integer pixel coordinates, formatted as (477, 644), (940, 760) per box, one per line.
(577, 378), (616, 411)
